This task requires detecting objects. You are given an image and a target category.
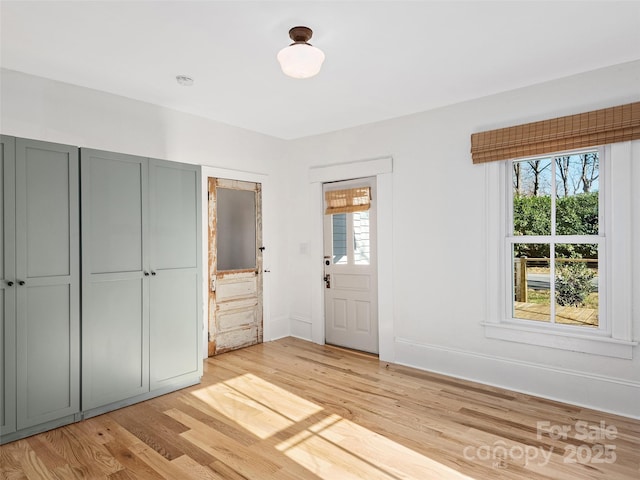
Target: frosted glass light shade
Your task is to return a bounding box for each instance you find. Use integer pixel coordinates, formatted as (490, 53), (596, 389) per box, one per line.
(277, 43), (325, 79)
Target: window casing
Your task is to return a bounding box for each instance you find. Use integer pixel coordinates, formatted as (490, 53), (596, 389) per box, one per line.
(482, 142), (637, 359)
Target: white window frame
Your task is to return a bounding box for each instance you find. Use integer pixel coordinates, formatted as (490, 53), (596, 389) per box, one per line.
(505, 148), (605, 332)
(482, 142), (637, 359)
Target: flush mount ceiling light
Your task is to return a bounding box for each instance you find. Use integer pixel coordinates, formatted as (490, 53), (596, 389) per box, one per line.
(277, 26), (325, 79)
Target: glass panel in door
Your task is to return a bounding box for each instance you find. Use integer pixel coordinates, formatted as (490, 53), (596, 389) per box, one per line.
(216, 188), (256, 271)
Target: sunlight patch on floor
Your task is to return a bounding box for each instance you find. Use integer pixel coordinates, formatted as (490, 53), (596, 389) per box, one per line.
(191, 373), (323, 439)
(190, 373), (474, 480)
(277, 413), (473, 480)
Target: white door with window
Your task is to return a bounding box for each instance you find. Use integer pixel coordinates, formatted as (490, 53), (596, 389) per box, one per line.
(323, 178), (378, 353)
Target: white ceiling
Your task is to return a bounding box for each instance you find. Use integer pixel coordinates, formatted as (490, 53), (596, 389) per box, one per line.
(2, 1), (639, 139)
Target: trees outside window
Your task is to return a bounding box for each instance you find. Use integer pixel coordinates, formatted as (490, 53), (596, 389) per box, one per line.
(510, 151), (601, 328)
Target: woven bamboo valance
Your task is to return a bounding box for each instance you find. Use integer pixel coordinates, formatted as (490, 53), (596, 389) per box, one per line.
(471, 102), (640, 164)
(325, 187), (371, 215)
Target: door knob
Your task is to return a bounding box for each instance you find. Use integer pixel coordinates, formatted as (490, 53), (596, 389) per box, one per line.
(7, 281), (14, 287)
(151, 271), (157, 276)
(144, 271), (150, 276)
(18, 281), (26, 286)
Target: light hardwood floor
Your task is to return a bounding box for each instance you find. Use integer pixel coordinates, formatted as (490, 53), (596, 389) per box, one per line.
(1, 337), (638, 479)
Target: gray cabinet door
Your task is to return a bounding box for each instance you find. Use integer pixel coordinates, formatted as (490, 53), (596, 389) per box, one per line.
(81, 149), (149, 410)
(14, 139), (80, 430)
(148, 160), (202, 389)
(0, 136), (16, 436)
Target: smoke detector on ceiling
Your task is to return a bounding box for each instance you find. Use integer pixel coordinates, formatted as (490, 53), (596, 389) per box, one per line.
(176, 75), (194, 86)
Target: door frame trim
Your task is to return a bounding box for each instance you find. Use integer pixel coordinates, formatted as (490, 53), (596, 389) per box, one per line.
(201, 166), (271, 359)
(309, 156), (394, 362)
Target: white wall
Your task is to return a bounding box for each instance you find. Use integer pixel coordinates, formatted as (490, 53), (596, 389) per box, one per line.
(0, 68), (291, 346)
(3, 61), (639, 418)
(285, 60), (640, 418)
(0, 69), (286, 172)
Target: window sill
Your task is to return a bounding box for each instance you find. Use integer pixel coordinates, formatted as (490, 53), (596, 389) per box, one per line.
(481, 322), (637, 359)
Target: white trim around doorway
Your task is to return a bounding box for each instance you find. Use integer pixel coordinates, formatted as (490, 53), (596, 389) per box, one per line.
(200, 166), (274, 358)
(309, 156), (394, 362)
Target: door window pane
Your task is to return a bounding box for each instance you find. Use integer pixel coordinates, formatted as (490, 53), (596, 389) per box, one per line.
(555, 244), (598, 327)
(512, 243), (550, 322)
(353, 211), (370, 265)
(216, 188), (256, 271)
(332, 214), (347, 264)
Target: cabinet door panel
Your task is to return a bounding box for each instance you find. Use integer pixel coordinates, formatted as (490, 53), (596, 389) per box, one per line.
(150, 272), (199, 388)
(0, 287), (16, 435)
(0, 288), (4, 432)
(83, 151), (145, 274)
(15, 139), (80, 430)
(0, 137), (8, 281)
(149, 160), (201, 388)
(0, 136), (16, 436)
(18, 285), (72, 428)
(150, 163), (198, 269)
(81, 149), (149, 411)
(0, 290), (4, 429)
(24, 147), (70, 277)
(83, 278), (148, 409)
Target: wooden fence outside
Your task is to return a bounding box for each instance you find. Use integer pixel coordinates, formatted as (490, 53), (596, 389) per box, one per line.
(514, 257), (596, 302)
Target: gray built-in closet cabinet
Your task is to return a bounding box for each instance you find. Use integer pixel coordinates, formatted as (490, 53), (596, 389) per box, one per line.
(81, 149), (202, 416)
(0, 139), (202, 444)
(1, 136), (81, 443)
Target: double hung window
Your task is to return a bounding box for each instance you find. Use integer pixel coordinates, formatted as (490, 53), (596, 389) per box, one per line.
(508, 150), (601, 330)
(473, 102), (638, 358)
(481, 143), (636, 358)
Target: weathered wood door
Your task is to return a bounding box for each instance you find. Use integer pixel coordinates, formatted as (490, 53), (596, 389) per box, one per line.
(208, 178), (262, 356)
(323, 178), (378, 354)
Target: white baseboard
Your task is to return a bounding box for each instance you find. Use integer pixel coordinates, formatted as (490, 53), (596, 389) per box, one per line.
(265, 315), (291, 341)
(291, 315), (313, 341)
(395, 337), (640, 419)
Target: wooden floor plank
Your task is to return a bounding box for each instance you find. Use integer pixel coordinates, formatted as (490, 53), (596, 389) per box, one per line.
(108, 406), (186, 461)
(100, 442), (162, 480)
(1, 337), (638, 479)
(170, 455), (226, 480)
(164, 408), (285, 478)
(42, 422), (122, 478)
(24, 436), (69, 472)
(0, 440), (29, 480)
(3, 441), (58, 480)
